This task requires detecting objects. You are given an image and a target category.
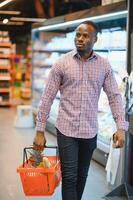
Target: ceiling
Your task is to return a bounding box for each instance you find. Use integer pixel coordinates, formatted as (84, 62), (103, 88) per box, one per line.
(0, 0), (101, 32)
(0, 0), (102, 43)
(0, 0), (46, 33)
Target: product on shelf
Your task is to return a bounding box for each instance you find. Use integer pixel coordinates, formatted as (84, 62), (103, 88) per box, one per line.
(12, 53), (32, 103)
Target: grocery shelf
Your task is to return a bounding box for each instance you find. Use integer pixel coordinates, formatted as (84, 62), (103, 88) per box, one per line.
(33, 47), (126, 53)
(0, 88), (11, 93)
(0, 101), (11, 106)
(0, 66), (11, 70)
(33, 49), (72, 53)
(0, 41), (14, 107)
(0, 76), (11, 80)
(0, 42), (12, 47)
(0, 54), (11, 58)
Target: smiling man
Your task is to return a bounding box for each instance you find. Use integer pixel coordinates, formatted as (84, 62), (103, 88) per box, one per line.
(33, 21), (128, 200)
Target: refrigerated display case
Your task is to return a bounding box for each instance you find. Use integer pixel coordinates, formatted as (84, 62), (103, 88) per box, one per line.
(31, 1), (127, 165)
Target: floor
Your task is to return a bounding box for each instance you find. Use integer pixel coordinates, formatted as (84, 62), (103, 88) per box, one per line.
(0, 107), (111, 200)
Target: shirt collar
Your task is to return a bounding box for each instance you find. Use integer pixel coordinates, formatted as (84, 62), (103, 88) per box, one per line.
(72, 49), (97, 61)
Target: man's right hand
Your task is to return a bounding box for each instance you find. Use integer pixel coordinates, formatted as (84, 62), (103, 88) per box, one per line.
(33, 131), (46, 151)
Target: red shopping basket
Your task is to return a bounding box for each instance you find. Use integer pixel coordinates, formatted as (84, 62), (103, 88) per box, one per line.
(17, 146), (61, 196)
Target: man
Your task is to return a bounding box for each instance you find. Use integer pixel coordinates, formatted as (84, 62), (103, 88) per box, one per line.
(33, 21), (128, 200)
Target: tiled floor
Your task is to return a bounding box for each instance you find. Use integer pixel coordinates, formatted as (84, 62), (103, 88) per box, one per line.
(0, 107), (110, 200)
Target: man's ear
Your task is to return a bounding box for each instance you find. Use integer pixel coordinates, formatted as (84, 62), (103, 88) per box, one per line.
(94, 36), (97, 43)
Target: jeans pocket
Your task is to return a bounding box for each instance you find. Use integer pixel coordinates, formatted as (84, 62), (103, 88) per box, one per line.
(89, 135), (97, 152)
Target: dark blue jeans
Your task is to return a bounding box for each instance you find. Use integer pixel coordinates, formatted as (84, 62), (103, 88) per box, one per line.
(56, 129), (97, 200)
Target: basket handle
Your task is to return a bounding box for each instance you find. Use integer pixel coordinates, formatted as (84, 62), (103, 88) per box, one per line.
(23, 145), (59, 167)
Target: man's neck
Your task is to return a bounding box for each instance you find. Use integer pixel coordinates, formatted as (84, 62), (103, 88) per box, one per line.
(78, 50), (93, 61)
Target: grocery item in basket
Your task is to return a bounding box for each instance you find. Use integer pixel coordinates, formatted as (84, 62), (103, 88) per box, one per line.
(43, 157), (52, 168)
(28, 149), (43, 167)
(28, 149), (52, 168)
(36, 157), (52, 168)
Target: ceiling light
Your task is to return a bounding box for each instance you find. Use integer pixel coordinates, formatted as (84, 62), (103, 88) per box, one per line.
(0, 10), (21, 15)
(10, 17), (46, 22)
(0, 0), (13, 8)
(33, 10), (127, 32)
(3, 18), (9, 24)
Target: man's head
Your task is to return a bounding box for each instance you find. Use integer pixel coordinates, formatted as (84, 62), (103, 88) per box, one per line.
(74, 21), (98, 55)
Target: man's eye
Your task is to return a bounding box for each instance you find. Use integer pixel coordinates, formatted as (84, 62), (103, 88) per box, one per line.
(84, 34), (89, 38)
(76, 33), (80, 37)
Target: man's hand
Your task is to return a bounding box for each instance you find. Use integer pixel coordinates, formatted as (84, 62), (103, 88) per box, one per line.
(113, 129), (125, 148)
(33, 131), (46, 151)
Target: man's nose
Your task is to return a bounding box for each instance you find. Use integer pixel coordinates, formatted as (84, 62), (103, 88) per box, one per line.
(78, 35), (84, 41)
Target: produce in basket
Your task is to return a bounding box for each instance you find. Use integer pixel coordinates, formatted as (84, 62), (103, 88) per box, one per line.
(37, 157), (52, 168)
(43, 157), (52, 168)
(28, 149), (51, 168)
(28, 149), (43, 167)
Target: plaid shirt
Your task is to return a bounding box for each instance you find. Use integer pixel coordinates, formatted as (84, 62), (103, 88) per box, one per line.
(36, 49), (128, 138)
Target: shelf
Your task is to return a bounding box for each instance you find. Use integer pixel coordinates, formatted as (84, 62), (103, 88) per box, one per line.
(0, 42), (13, 107)
(0, 88), (11, 93)
(0, 54), (11, 58)
(0, 101), (11, 106)
(0, 42), (12, 47)
(0, 76), (11, 80)
(97, 137), (110, 154)
(33, 64), (51, 68)
(33, 49), (71, 53)
(0, 66), (11, 70)
(33, 47), (126, 54)
(94, 47), (126, 52)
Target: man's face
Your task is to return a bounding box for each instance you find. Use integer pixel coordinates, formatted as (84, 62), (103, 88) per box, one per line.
(74, 24), (97, 53)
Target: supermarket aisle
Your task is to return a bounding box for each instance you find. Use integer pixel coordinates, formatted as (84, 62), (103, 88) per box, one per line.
(0, 108), (110, 200)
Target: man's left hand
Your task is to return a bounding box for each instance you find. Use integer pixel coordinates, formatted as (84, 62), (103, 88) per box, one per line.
(113, 129), (125, 148)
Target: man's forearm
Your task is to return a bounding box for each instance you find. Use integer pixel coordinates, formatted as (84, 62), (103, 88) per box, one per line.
(35, 110), (48, 132)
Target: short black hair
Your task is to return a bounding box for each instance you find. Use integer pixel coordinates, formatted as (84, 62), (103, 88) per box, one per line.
(78, 21), (99, 35)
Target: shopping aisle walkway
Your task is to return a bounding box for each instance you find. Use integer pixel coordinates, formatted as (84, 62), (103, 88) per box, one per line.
(0, 108), (110, 200)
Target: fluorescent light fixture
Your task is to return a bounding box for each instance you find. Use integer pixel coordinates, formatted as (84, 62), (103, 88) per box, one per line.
(33, 10), (128, 32)
(11, 17), (46, 22)
(0, 10), (21, 15)
(0, 0), (13, 8)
